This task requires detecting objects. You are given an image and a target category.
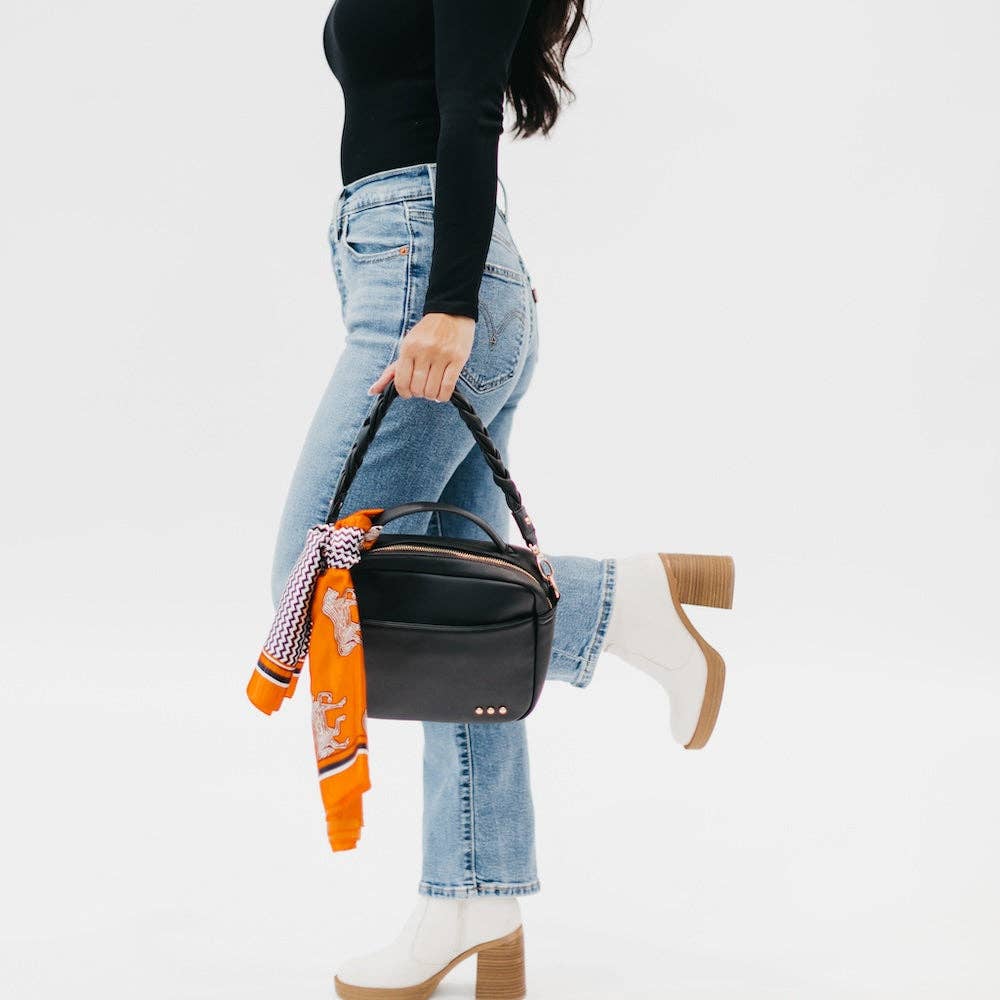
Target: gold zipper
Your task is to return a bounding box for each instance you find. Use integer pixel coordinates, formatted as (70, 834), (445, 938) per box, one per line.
(368, 543), (554, 610)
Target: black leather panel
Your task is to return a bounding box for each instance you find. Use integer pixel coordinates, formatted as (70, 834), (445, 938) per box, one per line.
(363, 615), (538, 721)
(352, 566), (534, 625)
(361, 531), (554, 609)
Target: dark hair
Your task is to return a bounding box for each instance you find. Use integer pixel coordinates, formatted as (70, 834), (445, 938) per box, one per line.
(506, 0), (590, 138)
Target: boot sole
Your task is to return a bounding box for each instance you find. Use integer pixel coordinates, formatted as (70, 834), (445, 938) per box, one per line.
(334, 925), (525, 1000)
(660, 555), (730, 749)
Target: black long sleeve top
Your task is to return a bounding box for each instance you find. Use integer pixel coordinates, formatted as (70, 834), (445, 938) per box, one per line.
(323, 0), (533, 321)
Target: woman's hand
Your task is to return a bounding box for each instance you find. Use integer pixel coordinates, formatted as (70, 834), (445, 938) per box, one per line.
(368, 312), (475, 401)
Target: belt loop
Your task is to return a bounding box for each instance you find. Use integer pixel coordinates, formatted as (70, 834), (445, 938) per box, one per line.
(497, 175), (509, 219)
(427, 162), (436, 206)
(334, 190), (345, 242)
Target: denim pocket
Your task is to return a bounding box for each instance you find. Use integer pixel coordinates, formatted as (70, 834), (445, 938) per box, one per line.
(459, 212), (529, 393)
(340, 202), (412, 262)
(403, 203), (530, 394)
(459, 266), (530, 394)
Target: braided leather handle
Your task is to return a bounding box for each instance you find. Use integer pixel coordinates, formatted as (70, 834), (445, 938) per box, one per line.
(326, 383), (540, 549)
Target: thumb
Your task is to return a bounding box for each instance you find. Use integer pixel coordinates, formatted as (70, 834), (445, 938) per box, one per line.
(368, 361), (396, 395)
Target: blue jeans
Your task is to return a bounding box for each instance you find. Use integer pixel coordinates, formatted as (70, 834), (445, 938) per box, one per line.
(271, 162), (617, 898)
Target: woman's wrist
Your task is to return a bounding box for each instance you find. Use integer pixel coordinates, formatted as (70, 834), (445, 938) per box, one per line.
(422, 301), (478, 323)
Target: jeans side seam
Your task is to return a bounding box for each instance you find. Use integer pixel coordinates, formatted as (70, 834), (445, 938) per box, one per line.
(464, 723), (477, 882)
(458, 724), (476, 884)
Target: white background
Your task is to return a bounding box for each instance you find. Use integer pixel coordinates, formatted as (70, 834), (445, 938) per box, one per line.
(2, 1), (998, 997)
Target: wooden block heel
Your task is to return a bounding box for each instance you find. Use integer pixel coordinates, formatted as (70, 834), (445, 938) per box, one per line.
(476, 926), (526, 1000)
(660, 555), (730, 749)
(663, 553), (735, 609)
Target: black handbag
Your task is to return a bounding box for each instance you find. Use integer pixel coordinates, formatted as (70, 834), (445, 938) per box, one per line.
(325, 383), (560, 724)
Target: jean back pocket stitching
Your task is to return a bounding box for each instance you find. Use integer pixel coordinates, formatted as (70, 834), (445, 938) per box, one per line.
(460, 298), (526, 393)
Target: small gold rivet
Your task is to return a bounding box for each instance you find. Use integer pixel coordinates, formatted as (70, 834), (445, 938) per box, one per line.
(498, 706), (508, 715)
(474, 707), (484, 715)
(399, 246), (409, 255)
(486, 706), (496, 715)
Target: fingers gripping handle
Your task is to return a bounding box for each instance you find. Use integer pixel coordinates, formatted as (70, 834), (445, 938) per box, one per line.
(325, 383), (540, 550)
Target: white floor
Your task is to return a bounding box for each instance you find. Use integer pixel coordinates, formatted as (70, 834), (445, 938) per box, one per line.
(4, 563), (998, 999)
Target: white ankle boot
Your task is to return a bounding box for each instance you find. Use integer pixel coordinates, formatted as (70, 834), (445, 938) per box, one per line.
(334, 895), (526, 999)
(603, 552), (733, 748)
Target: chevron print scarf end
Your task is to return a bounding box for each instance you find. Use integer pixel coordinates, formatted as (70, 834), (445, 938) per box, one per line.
(247, 509), (384, 852)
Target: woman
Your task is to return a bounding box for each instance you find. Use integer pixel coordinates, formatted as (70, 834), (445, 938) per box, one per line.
(270, 1), (735, 996)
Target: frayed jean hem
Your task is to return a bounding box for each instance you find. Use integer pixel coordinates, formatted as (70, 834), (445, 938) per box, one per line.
(418, 879), (542, 899)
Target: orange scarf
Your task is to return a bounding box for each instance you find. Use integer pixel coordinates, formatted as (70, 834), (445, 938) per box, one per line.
(247, 508), (384, 851)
